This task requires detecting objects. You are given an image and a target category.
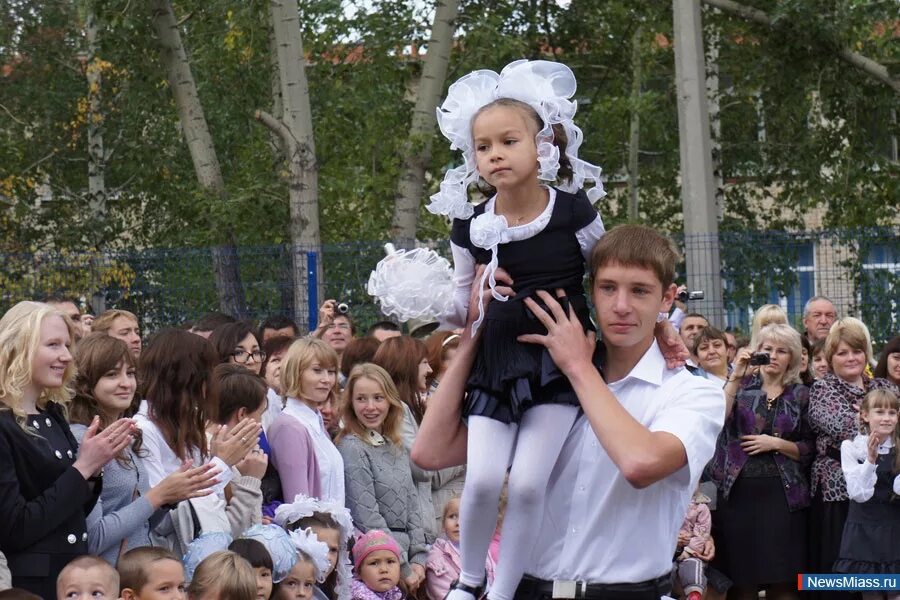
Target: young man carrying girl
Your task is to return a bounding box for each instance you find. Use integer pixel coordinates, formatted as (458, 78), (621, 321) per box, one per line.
(413, 224), (725, 600)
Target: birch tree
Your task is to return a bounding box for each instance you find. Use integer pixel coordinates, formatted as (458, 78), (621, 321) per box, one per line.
(149, 0), (247, 316)
(255, 0), (321, 328)
(391, 0), (459, 248)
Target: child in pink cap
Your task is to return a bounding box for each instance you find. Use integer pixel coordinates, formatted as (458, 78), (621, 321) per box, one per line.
(351, 531), (405, 600)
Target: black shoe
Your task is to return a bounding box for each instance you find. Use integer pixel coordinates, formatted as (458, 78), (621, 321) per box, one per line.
(444, 579), (485, 600)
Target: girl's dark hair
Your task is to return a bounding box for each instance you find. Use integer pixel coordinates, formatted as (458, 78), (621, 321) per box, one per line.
(373, 336), (428, 424)
(209, 321), (259, 365)
(472, 97), (573, 183)
(261, 334), (296, 379)
(286, 512), (343, 600)
(139, 329), (218, 460)
(212, 363), (267, 424)
(874, 335), (900, 381)
(228, 538), (274, 571)
(340, 336), (381, 379)
(71, 334), (144, 464)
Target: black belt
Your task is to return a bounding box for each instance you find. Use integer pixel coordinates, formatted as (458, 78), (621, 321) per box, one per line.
(515, 573), (672, 600)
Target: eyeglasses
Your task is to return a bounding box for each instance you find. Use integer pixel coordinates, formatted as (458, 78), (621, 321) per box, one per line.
(232, 349), (266, 364)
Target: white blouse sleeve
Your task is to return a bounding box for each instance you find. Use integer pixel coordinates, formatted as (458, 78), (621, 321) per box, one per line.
(440, 241), (475, 330)
(841, 436), (877, 503)
(575, 214), (606, 261)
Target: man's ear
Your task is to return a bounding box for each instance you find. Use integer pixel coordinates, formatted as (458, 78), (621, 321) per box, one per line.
(120, 588), (137, 600)
(660, 283), (677, 313)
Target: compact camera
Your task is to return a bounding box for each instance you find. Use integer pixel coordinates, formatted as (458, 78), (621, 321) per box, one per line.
(749, 352), (770, 366)
(336, 302), (350, 314)
(678, 290), (705, 303)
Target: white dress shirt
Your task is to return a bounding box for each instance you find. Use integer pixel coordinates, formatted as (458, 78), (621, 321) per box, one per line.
(134, 400), (232, 493)
(527, 342), (725, 583)
(283, 397), (345, 505)
(841, 434), (900, 502)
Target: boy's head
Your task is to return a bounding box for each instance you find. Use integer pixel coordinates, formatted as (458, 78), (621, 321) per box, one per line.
(588, 225), (679, 349)
(57, 556), (119, 600)
(118, 547), (186, 600)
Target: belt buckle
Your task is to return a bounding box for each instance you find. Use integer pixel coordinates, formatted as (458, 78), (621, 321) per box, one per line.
(552, 580), (579, 599)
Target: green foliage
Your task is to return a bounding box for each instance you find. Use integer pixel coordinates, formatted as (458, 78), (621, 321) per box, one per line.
(0, 0), (896, 323)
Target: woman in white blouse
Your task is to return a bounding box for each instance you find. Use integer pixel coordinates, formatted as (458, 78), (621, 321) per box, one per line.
(134, 329), (261, 536)
(269, 338), (344, 504)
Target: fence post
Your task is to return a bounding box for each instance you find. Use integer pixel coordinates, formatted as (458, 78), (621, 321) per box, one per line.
(307, 251), (318, 331)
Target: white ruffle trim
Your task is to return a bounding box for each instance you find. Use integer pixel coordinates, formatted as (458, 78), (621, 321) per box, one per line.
(367, 245), (454, 323)
(427, 59), (606, 221)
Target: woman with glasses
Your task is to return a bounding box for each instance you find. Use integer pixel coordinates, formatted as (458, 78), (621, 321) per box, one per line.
(209, 322), (267, 375)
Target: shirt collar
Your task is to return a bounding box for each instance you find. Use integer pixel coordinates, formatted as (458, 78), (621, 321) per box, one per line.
(284, 397), (324, 429)
(608, 340), (665, 387)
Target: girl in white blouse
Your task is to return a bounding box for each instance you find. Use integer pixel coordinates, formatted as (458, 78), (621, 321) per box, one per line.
(836, 388), (900, 587)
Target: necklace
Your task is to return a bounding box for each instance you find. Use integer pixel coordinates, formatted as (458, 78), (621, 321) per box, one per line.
(496, 190), (547, 225)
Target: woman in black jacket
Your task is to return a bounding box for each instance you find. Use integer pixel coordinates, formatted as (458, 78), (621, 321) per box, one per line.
(0, 301), (134, 597)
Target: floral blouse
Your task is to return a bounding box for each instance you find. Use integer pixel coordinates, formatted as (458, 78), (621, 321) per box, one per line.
(807, 373), (898, 502)
(709, 375), (814, 511)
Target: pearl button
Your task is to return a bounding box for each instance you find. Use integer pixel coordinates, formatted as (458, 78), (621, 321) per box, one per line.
(67, 450), (73, 459)
(67, 534), (76, 544)
(55, 450), (63, 459)
(45, 418), (52, 427)
(82, 532), (88, 542)
(34, 421), (40, 430)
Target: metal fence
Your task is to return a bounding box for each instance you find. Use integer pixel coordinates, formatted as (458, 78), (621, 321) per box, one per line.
(1, 227), (897, 342)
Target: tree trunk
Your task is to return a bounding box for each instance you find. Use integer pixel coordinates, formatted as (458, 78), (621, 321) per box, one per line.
(626, 25), (642, 221)
(391, 0), (459, 248)
(704, 7), (724, 220)
(264, 0), (322, 328)
(150, 0), (247, 316)
(84, 7), (106, 223)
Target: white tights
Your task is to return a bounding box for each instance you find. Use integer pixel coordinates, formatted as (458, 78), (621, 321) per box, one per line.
(450, 404), (579, 600)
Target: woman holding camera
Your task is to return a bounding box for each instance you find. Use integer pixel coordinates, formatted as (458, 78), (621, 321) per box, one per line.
(807, 318), (898, 596)
(709, 323), (814, 600)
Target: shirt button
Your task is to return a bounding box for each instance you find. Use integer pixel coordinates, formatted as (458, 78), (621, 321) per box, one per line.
(55, 450), (63, 459)
(34, 421), (40, 430)
(45, 418), (52, 427)
(67, 450), (73, 459)
(67, 534), (76, 544)
(82, 532), (88, 542)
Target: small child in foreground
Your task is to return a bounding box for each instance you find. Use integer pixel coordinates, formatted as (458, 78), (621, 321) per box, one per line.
(118, 547), (187, 600)
(351, 531), (404, 600)
(56, 556), (119, 600)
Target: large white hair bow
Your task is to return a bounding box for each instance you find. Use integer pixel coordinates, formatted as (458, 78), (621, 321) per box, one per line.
(428, 59), (606, 221)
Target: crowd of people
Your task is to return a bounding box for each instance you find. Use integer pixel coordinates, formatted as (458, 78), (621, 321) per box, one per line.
(1, 260), (898, 600)
(1, 58), (898, 600)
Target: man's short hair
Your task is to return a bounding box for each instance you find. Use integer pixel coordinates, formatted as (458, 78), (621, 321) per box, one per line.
(589, 225), (680, 288)
(191, 312), (236, 333)
(0, 589), (42, 599)
(92, 309), (139, 333)
(258, 315), (300, 339)
(803, 295), (835, 318)
(57, 556), (119, 596)
(118, 546), (181, 593)
(682, 312), (709, 324)
(366, 321), (401, 337)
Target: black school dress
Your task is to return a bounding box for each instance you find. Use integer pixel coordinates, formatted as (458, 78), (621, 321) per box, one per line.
(450, 188), (598, 424)
(0, 403), (100, 599)
(833, 448), (900, 574)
